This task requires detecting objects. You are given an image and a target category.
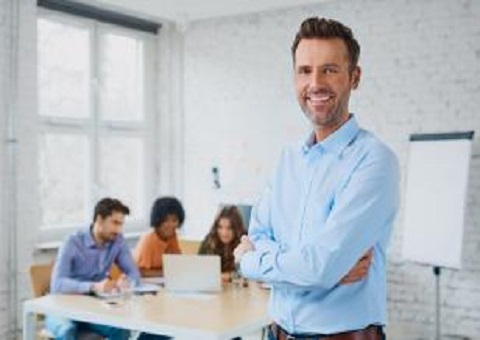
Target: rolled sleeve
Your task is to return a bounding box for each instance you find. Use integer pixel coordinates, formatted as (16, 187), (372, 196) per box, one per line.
(240, 239), (279, 280)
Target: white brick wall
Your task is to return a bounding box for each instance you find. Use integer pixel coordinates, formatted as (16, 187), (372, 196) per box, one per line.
(182, 0), (480, 338)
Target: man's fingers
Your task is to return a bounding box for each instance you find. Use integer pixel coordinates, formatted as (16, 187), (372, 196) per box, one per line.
(346, 270), (367, 280)
(360, 251), (373, 261)
(357, 259), (370, 270)
(341, 250), (374, 285)
(357, 251), (373, 268)
(351, 259), (368, 273)
(342, 271), (366, 284)
(341, 276), (359, 284)
(108, 280), (117, 288)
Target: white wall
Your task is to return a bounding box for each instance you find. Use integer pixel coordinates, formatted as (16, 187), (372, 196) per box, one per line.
(0, 0), (39, 338)
(181, 0), (480, 338)
(0, 0), (9, 335)
(0, 0), (38, 339)
(182, 12), (310, 238)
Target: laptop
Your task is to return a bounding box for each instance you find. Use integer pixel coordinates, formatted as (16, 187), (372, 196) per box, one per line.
(163, 254), (222, 293)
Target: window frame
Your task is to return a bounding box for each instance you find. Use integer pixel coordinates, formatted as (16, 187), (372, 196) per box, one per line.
(36, 8), (157, 246)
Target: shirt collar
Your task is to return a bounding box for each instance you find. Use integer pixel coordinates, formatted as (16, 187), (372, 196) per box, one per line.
(302, 114), (360, 156)
(84, 225), (97, 248)
(85, 225), (114, 249)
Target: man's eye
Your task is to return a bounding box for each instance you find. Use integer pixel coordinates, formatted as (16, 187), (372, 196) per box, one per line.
(324, 67), (338, 74)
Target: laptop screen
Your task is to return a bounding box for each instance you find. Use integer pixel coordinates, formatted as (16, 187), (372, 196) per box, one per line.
(163, 254), (222, 293)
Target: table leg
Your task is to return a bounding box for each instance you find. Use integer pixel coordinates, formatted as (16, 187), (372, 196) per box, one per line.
(22, 309), (36, 340)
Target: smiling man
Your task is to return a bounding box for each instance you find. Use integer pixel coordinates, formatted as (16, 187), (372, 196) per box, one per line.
(234, 17), (400, 340)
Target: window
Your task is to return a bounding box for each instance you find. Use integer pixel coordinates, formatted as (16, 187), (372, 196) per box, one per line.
(37, 9), (156, 241)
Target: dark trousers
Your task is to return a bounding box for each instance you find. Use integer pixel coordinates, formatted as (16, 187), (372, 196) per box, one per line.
(137, 334), (240, 340)
(137, 334), (170, 340)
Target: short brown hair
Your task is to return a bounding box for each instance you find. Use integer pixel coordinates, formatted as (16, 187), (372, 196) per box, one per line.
(291, 17), (360, 70)
(93, 197), (130, 223)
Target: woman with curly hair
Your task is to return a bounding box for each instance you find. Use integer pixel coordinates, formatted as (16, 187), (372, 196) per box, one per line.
(134, 196), (185, 278)
(199, 205), (246, 282)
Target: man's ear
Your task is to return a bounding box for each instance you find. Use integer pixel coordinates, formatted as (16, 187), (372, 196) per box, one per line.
(95, 215), (105, 226)
(351, 65), (361, 89)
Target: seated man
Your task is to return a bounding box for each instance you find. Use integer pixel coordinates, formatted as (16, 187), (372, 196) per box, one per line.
(46, 197), (139, 340)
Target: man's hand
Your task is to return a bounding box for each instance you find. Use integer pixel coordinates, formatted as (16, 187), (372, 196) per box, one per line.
(233, 235), (255, 263)
(116, 274), (133, 291)
(340, 248), (373, 285)
(92, 278), (117, 294)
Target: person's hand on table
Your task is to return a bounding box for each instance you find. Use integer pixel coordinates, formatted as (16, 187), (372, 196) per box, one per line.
(116, 274), (134, 291)
(92, 278), (117, 294)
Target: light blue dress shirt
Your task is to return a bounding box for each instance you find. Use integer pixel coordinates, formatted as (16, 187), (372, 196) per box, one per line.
(50, 226), (140, 294)
(240, 115), (399, 335)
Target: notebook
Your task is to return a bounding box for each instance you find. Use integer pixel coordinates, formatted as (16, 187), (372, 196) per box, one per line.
(163, 254), (222, 293)
(94, 282), (159, 298)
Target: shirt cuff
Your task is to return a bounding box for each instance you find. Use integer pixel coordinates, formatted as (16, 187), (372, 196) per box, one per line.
(127, 275), (140, 287)
(239, 251), (262, 280)
(78, 281), (94, 294)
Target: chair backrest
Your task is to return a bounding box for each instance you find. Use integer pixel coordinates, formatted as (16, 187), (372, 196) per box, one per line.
(179, 239), (201, 255)
(29, 262), (124, 295)
(29, 263), (54, 298)
(109, 263), (123, 280)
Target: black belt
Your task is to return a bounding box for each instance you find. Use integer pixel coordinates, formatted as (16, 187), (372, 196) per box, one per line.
(270, 323), (384, 340)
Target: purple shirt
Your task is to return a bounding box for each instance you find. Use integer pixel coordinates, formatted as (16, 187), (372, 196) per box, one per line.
(50, 226), (140, 294)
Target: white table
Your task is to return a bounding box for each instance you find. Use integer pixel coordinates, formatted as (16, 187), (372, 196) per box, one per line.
(23, 284), (270, 340)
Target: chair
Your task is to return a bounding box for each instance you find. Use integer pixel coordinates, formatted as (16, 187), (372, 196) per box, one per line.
(28, 263), (105, 340)
(109, 263), (123, 280)
(29, 263), (53, 299)
(178, 239), (201, 254)
(28, 263), (54, 339)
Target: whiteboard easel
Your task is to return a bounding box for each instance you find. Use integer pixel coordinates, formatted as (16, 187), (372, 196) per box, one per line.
(402, 131), (474, 339)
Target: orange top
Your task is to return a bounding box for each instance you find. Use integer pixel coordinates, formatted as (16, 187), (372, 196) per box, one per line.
(133, 231), (181, 270)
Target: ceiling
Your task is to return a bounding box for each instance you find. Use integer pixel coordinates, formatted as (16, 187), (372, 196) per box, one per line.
(82, 0), (329, 24)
